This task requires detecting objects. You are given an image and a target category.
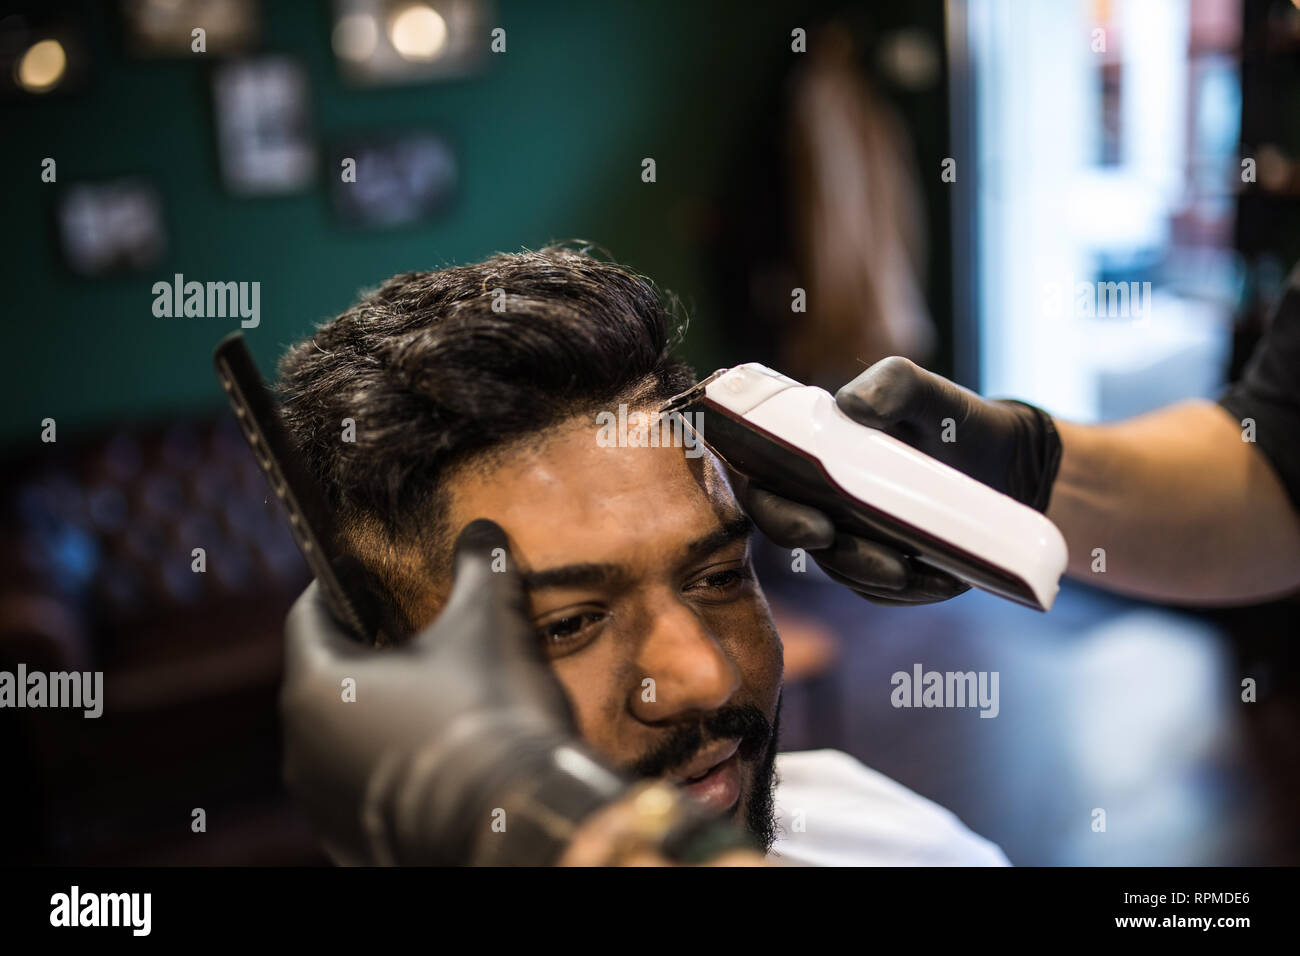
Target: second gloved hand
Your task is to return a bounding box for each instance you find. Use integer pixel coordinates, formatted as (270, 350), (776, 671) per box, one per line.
(281, 518), (623, 865)
(737, 356), (1062, 605)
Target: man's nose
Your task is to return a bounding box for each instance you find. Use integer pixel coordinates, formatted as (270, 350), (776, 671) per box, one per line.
(630, 599), (740, 720)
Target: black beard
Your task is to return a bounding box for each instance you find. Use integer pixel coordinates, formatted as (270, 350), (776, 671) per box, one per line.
(744, 699), (780, 852)
(621, 693), (783, 853)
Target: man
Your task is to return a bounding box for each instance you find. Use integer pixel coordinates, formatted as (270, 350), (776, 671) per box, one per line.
(274, 244), (1006, 866)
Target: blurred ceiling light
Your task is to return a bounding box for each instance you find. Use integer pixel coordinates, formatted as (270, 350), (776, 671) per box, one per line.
(333, 13), (379, 62)
(388, 3), (447, 61)
(330, 0), (488, 85)
(17, 38), (66, 93)
(122, 0), (259, 56)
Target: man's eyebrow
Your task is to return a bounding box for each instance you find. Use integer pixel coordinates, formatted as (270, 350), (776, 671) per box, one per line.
(519, 515), (753, 592)
(683, 513), (754, 563)
(521, 562), (631, 592)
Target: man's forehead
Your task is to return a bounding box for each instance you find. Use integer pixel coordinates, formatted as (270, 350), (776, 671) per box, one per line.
(443, 412), (742, 571)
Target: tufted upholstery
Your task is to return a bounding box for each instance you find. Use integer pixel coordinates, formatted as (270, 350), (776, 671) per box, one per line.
(0, 413), (325, 864)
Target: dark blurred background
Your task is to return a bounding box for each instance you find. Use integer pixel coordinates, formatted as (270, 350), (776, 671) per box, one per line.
(1, 0), (1297, 865)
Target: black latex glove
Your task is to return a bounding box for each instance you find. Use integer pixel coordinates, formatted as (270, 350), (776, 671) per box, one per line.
(281, 518), (625, 865)
(737, 356), (1062, 605)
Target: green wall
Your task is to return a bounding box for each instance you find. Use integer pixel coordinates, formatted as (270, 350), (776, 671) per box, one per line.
(1, 0), (949, 447)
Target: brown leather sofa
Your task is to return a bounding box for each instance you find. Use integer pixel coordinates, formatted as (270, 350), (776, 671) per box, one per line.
(0, 414), (326, 864)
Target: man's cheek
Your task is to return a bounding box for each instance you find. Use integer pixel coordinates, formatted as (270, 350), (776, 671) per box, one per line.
(550, 658), (621, 759)
(709, 598), (783, 694)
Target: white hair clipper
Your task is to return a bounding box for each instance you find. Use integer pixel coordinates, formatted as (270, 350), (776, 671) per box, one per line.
(662, 364), (1069, 611)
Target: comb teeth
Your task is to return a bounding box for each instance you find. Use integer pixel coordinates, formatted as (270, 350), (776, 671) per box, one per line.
(213, 332), (381, 644)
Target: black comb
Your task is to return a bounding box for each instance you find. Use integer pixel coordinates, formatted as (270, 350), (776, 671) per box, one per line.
(213, 332), (387, 645)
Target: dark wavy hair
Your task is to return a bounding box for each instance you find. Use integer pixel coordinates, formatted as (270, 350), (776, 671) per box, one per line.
(276, 243), (695, 633)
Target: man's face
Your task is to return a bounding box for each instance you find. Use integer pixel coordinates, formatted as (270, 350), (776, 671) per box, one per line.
(436, 409), (785, 847)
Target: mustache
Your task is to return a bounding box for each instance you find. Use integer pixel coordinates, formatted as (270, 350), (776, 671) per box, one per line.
(621, 703), (773, 779)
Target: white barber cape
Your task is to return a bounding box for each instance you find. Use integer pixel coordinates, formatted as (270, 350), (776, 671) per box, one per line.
(768, 749), (1010, 866)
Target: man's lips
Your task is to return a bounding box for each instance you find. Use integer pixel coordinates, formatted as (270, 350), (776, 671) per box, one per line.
(669, 739), (742, 813)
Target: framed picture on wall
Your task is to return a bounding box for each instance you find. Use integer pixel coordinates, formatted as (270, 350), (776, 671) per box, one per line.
(56, 178), (167, 277)
(212, 56), (316, 196)
(329, 131), (458, 228)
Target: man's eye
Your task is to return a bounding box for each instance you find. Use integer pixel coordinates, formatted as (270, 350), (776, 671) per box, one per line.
(537, 611), (604, 647)
(689, 564), (753, 594)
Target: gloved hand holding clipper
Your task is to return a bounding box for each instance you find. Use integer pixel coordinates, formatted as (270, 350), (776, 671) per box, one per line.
(736, 356), (1063, 605)
(282, 518), (759, 866)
